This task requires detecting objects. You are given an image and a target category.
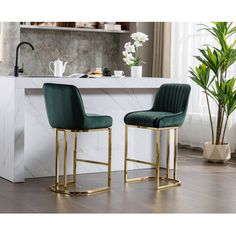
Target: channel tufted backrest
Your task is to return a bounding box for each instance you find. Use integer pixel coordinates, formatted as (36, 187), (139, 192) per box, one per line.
(152, 83), (191, 113)
(43, 83), (86, 129)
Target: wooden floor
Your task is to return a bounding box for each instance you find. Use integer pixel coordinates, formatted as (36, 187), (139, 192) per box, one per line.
(1, 148), (236, 213)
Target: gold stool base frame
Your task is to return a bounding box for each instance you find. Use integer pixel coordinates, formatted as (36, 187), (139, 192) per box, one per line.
(124, 125), (180, 191)
(158, 177), (181, 190)
(52, 127), (112, 196)
(125, 175), (181, 190)
(50, 184), (110, 195)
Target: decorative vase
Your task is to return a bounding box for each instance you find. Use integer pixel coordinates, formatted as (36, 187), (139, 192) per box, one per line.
(203, 142), (231, 163)
(131, 66), (142, 78)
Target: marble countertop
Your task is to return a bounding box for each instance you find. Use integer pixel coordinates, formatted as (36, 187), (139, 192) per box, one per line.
(0, 76), (174, 89)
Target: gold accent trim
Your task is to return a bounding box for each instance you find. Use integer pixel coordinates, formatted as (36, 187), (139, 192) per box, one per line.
(73, 131), (77, 183)
(55, 129), (59, 191)
(51, 127), (112, 195)
(108, 128), (112, 188)
(124, 124), (180, 190)
(77, 159), (108, 166)
(158, 177), (181, 190)
(156, 129), (160, 189)
(126, 124), (178, 131)
(125, 176), (156, 183)
(166, 129), (170, 178)
(124, 125), (128, 183)
(174, 128), (178, 180)
(51, 184), (110, 195)
(63, 130), (68, 189)
(57, 128), (109, 133)
(126, 158), (157, 166)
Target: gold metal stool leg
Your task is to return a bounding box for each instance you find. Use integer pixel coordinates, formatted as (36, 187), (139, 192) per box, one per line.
(124, 125), (128, 183)
(174, 128), (178, 180)
(156, 130), (160, 190)
(73, 131), (77, 184)
(55, 129), (59, 192)
(51, 128), (112, 195)
(63, 130), (68, 190)
(108, 128), (112, 188)
(166, 129), (170, 179)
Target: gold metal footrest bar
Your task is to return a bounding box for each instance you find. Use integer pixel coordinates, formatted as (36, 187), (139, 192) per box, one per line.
(56, 180), (76, 187)
(125, 175), (156, 183)
(126, 158), (157, 166)
(50, 183), (110, 195)
(77, 158), (108, 166)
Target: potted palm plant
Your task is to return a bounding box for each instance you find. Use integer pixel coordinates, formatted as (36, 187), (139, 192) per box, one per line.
(189, 22), (236, 162)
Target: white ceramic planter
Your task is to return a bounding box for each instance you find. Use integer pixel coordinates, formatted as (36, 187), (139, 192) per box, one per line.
(131, 66), (142, 78)
(203, 142), (231, 163)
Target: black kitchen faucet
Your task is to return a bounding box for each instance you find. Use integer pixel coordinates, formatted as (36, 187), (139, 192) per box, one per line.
(14, 41), (34, 77)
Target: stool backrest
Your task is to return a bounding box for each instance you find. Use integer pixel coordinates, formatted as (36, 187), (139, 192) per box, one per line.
(43, 83), (86, 129)
(152, 83), (191, 113)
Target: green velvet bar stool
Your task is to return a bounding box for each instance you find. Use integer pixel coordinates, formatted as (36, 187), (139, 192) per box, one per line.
(124, 83), (191, 190)
(43, 83), (112, 195)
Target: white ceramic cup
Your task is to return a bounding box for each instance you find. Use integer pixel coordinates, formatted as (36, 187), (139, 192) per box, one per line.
(114, 70), (124, 77)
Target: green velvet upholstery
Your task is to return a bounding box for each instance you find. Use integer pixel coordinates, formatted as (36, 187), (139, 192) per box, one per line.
(124, 83), (191, 128)
(43, 83), (112, 130)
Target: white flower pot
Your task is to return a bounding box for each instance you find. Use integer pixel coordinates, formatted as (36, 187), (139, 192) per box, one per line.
(203, 142), (231, 163)
(131, 66), (142, 78)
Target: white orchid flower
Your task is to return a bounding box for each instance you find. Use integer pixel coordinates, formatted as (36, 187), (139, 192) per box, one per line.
(131, 32), (149, 43)
(123, 51), (134, 59)
(124, 42), (135, 53)
(124, 42), (132, 49)
(129, 45), (135, 53)
(122, 50), (128, 57)
(134, 41), (143, 48)
(123, 57), (134, 66)
(123, 32), (148, 66)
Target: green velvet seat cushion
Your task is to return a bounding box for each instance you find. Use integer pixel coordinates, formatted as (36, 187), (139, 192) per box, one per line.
(43, 83), (112, 130)
(124, 110), (185, 128)
(124, 83), (191, 128)
(84, 113), (112, 130)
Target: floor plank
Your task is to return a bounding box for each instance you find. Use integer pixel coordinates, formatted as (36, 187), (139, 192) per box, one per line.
(0, 148), (236, 213)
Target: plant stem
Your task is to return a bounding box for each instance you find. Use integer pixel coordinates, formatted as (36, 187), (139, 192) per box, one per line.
(221, 116), (229, 144)
(215, 72), (224, 145)
(138, 47), (141, 65)
(205, 92), (214, 144)
(215, 104), (222, 145)
(219, 107), (225, 143)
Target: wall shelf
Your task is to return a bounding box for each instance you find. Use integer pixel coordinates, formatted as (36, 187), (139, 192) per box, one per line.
(20, 25), (130, 34)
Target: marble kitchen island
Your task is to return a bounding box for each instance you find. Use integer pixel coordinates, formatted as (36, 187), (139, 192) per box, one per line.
(0, 76), (175, 182)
